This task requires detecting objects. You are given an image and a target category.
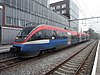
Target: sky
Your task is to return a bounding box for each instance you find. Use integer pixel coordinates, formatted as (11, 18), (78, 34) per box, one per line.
(50, 0), (100, 33)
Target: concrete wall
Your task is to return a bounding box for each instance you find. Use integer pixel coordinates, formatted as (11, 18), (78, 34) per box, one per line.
(2, 27), (21, 44)
(0, 8), (2, 44)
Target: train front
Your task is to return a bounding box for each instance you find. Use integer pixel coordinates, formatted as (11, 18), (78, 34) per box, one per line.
(10, 26), (35, 58)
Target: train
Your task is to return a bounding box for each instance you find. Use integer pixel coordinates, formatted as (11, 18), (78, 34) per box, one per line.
(10, 24), (90, 58)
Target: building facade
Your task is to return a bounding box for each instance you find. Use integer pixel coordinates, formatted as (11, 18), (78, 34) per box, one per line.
(0, 7), (2, 44)
(50, 0), (79, 31)
(0, 0), (69, 44)
(70, 0), (79, 31)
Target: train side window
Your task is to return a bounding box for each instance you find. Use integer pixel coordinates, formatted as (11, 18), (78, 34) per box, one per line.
(71, 36), (74, 39)
(52, 30), (57, 39)
(67, 32), (71, 39)
(62, 32), (67, 38)
(55, 30), (59, 39)
(58, 31), (62, 39)
(61, 32), (64, 38)
(74, 35), (77, 39)
(28, 31), (43, 41)
(42, 30), (53, 39)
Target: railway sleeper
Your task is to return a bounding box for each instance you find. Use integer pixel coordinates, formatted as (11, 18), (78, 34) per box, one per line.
(61, 66), (78, 71)
(64, 63), (80, 68)
(59, 67), (76, 72)
(54, 71), (65, 75)
(54, 68), (75, 75)
(66, 61), (81, 65)
(68, 60), (83, 64)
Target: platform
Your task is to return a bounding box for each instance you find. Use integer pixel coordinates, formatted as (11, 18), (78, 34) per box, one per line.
(91, 40), (100, 75)
(0, 45), (11, 53)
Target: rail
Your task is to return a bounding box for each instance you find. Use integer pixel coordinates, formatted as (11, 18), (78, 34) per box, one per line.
(45, 40), (97, 75)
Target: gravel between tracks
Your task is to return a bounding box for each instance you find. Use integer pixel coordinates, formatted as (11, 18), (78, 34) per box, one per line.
(0, 41), (92, 75)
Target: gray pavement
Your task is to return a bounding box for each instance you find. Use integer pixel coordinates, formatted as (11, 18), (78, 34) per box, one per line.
(96, 41), (100, 75)
(91, 40), (100, 75)
(0, 45), (11, 53)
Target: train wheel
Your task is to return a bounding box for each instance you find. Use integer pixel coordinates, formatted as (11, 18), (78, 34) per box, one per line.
(41, 50), (46, 54)
(48, 48), (56, 52)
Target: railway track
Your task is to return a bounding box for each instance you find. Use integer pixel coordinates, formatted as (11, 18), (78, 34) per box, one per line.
(76, 41), (98, 75)
(0, 56), (24, 71)
(45, 40), (98, 75)
(0, 40), (96, 74)
(0, 51), (16, 60)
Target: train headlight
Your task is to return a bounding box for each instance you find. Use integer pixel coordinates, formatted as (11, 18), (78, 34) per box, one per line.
(24, 37), (27, 39)
(15, 37), (18, 39)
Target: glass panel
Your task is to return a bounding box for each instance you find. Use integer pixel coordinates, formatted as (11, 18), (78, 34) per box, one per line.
(0, 0), (2, 3)
(24, 0), (28, 11)
(11, 0), (16, 7)
(17, 0), (21, 9)
(6, 16), (12, 25)
(29, 0), (33, 13)
(28, 30), (43, 41)
(4, 0), (10, 5)
(15, 26), (35, 42)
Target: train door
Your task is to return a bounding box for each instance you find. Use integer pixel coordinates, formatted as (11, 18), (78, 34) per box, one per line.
(0, 6), (2, 45)
(67, 32), (72, 45)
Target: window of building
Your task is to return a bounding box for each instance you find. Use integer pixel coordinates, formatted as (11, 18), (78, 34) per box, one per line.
(62, 4), (66, 8)
(13, 18), (18, 26)
(56, 5), (60, 9)
(24, 0), (28, 11)
(11, 0), (16, 7)
(51, 6), (55, 10)
(57, 11), (60, 14)
(19, 20), (25, 27)
(6, 16), (12, 25)
(13, 18), (15, 25)
(29, 0), (33, 13)
(0, 0), (2, 3)
(4, 0), (10, 6)
(62, 10), (66, 14)
(17, 0), (21, 9)
(16, 19), (19, 26)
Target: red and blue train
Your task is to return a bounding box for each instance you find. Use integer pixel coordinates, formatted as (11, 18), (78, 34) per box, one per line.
(10, 24), (90, 58)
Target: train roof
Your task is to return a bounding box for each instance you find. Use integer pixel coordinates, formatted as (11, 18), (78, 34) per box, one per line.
(38, 24), (78, 35)
(25, 24), (79, 36)
(78, 32), (90, 36)
(69, 31), (78, 36)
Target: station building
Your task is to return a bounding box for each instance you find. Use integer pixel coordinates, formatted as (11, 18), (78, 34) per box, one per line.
(50, 0), (79, 31)
(0, 0), (69, 44)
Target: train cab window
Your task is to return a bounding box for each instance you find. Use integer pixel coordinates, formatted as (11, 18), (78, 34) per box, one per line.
(17, 27), (34, 37)
(15, 27), (34, 42)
